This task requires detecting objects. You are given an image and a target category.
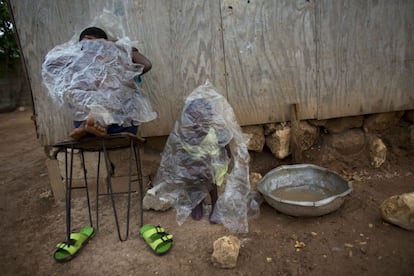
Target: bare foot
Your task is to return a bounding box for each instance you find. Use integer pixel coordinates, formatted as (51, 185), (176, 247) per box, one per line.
(69, 126), (88, 140)
(84, 117), (107, 137)
(191, 202), (203, 220)
(209, 204), (218, 224)
(208, 214), (218, 224)
(209, 189), (218, 224)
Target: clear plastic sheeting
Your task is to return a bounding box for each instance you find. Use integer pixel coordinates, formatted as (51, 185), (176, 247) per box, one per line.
(42, 37), (156, 126)
(149, 80), (254, 233)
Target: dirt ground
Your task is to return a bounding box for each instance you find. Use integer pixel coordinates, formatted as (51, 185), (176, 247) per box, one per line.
(0, 108), (413, 276)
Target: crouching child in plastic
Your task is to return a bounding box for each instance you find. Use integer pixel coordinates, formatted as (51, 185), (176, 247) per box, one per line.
(148, 81), (256, 233)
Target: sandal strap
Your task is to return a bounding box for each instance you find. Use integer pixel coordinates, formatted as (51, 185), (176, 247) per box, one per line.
(56, 241), (80, 254)
(142, 226), (165, 240)
(70, 232), (89, 242)
(149, 234), (173, 251)
(55, 231), (90, 249)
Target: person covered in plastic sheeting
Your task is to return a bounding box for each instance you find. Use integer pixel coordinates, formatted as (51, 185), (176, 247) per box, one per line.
(150, 81), (253, 233)
(42, 26), (157, 140)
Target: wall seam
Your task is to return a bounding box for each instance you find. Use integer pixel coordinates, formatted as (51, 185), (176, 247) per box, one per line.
(218, 0), (229, 100)
(315, 0), (321, 119)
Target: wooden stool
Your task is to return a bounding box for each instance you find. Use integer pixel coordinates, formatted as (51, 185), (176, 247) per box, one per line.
(53, 133), (145, 242)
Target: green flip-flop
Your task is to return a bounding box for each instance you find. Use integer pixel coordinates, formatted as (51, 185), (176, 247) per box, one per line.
(140, 224), (173, 255)
(54, 226), (95, 262)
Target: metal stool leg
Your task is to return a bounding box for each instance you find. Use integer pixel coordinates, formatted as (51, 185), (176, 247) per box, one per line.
(101, 139), (132, 241)
(65, 146), (93, 246)
(124, 139), (134, 238)
(95, 150), (101, 232)
(132, 142), (144, 227)
(64, 146), (73, 246)
(80, 150), (93, 227)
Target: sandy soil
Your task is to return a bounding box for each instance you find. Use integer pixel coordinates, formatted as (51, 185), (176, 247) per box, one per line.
(0, 108), (413, 276)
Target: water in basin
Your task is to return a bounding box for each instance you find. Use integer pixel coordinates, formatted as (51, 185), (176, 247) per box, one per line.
(270, 185), (335, 202)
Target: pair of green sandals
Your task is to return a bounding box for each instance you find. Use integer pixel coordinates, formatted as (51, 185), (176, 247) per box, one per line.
(53, 224), (173, 262)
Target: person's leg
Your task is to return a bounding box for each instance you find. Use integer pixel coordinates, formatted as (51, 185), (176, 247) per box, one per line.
(84, 117), (107, 137)
(191, 201), (204, 220)
(69, 121), (88, 140)
(69, 118), (107, 140)
(208, 186), (218, 224)
(106, 123), (138, 135)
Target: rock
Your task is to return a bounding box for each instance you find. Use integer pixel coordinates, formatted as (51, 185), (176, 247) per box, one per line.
(325, 116), (364, 134)
(211, 235), (241, 268)
(296, 121), (319, 151)
(249, 172), (262, 192)
(367, 136), (387, 168)
(325, 129), (366, 155)
(380, 192), (414, 231)
(264, 122), (279, 135)
(242, 125), (265, 152)
(265, 124), (291, 159)
(142, 188), (172, 211)
(363, 111), (404, 133)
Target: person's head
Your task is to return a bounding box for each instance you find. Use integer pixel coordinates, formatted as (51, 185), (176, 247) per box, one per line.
(180, 98), (214, 142)
(184, 98), (214, 124)
(79, 27), (108, 41)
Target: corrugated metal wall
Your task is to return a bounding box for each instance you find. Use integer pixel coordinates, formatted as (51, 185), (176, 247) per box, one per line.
(9, 0), (414, 145)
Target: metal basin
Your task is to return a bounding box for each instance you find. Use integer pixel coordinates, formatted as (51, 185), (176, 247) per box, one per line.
(257, 164), (352, 217)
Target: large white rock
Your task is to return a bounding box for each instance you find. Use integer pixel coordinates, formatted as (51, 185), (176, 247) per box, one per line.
(242, 125), (265, 152)
(380, 192), (414, 231)
(211, 235), (241, 268)
(368, 136), (387, 168)
(142, 186), (172, 211)
(265, 124), (291, 159)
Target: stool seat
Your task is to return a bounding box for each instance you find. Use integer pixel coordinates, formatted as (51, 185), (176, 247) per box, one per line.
(53, 132), (145, 151)
(54, 133), (145, 243)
